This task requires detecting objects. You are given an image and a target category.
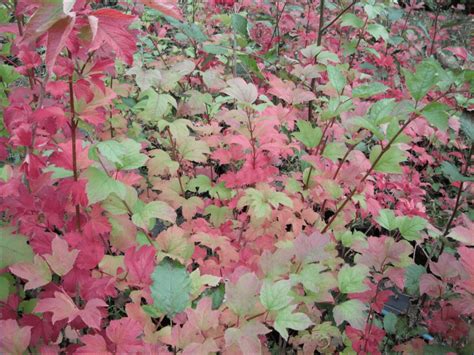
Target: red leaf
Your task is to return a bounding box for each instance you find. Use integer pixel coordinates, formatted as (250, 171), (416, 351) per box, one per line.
(87, 9), (137, 65)
(124, 245), (155, 286)
(45, 14), (76, 74)
(139, 0), (183, 20)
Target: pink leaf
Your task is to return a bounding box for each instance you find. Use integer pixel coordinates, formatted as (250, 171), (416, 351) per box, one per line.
(9, 255), (52, 290)
(106, 317), (143, 353)
(0, 319), (32, 355)
(44, 236), (79, 276)
(34, 291), (79, 324)
(79, 299), (107, 330)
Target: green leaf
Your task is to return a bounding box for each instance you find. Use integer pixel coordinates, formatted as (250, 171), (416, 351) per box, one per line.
(340, 13), (364, 28)
(369, 98), (397, 124)
(460, 112), (474, 142)
(333, 299), (367, 330)
(421, 102), (451, 131)
(187, 175), (212, 194)
(204, 205), (232, 227)
(260, 280), (293, 311)
(231, 13), (247, 37)
(322, 142), (347, 162)
(367, 23), (389, 41)
(85, 167), (127, 205)
(369, 145), (406, 174)
(405, 264), (426, 296)
(292, 120), (322, 148)
(338, 265), (369, 294)
(178, 137), (210, 163)
(377, 209), (398, 231)
(0, 228), (34, 269)
(150, 257), (191, 317)
(274, 305), (313, 340)
(383, 312), (398, 334)
(352, 82), (388, 99)
(440, 162), (474, 183)
(398, 216), (426, 241)
(132, 201), (176, 229)
(96, 139), (148, 170)
(327, 65), (346, 94)
(403, 60), (440, 102)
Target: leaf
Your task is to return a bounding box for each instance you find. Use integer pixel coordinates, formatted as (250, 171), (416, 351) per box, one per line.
(204, 205), (232, 227)
(398, 216), (426, 241)
(232, 13), (247, 37)
(405, 264), (426, 296)
(274, 305), (313, 340)
(178, 137), (210, 163)
(150, 257), (191, 317)
(139, 0), (183, 20)
(222, 78), (258, 104)
(422, 102), (451, 131)
(225, 322), (270, 354)
(9, 255), (51, 291)
(0, 228), (34, 269)
(45, 14), (76, 74)
(383, 312), (398, 334)
(327, 65), (346, 94)
(403, 60), (440, 102)
(292, 120), (322, 148)
(376, 209), (398, 231)
(367, 23), (389, 41)
(88, 9), (137, 65)
(440, 162), (473, 183)
(96, 139), (148, 170)
(370, 145), (406, 174)
(34, 291), (78, 324)
(21, 0), (73, 44)
(340, 13), (364, 28)
(132, 201), (176, 229)
(338, 265), (369, 294)
(44, 236), (79, 276)
(333, 299), (367, 330)
(225, 272), (261, 317)
(0, 319), (31, 355)
(85, 167), (127, 205)
(260, 280), (293, 311)
(352, 82), (388, 98)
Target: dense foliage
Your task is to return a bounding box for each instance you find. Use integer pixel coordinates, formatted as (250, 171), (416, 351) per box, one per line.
(0, 0), (473, 353)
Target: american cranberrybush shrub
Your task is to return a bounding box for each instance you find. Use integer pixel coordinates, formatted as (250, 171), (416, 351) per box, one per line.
(0, 0), (473, 353)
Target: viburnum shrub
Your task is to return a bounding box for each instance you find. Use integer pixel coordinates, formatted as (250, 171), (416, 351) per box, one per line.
(0, 0), (473, 353)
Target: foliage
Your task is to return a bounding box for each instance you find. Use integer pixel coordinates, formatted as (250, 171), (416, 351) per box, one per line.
(0, 0), (473, 353)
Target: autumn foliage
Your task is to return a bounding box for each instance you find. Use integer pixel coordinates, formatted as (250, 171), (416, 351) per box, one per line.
(0, 0), (473, 354)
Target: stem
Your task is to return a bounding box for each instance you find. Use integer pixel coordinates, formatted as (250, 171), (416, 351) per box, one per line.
(443, 143), (473, 236)
(68, 72), (81, 231)
(316, 0), (325, 46)
(429, 6), (441, 56)
(333, 143), (356, 179)
(165, 127), (185, 196)
(320, 0), (357, 36)
(322, 115), (416, 233)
